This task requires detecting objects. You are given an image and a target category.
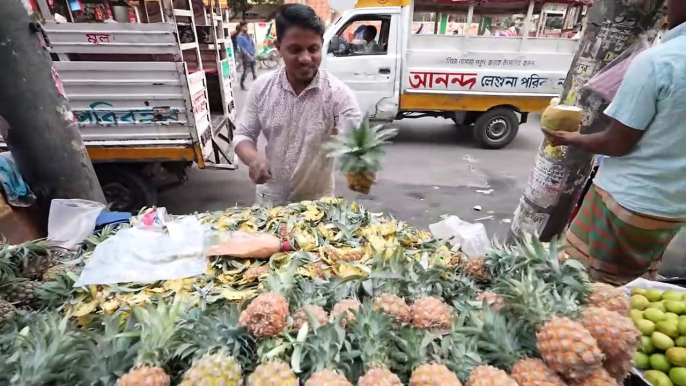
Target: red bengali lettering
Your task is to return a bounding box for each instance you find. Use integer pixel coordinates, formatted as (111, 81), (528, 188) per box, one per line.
(408, 71), (434, 89)
(450, 73), (478, 90)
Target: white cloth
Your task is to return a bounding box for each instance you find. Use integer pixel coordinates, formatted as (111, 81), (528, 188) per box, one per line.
(234, 68), (362, 206)
(365, 40), (380, 53)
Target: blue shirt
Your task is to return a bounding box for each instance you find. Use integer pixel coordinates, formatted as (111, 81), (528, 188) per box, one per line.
(595, 23), (686, 219)
(236, 32), (255, 61)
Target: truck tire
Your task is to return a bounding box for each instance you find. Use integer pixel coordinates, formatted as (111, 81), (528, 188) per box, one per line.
(473, 107), (519, 149)
(95, 165), (158, 212)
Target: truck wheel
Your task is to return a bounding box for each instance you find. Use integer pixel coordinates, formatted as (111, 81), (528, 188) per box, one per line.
(473, 108), (519, 149)
(96, 165), (158, 212)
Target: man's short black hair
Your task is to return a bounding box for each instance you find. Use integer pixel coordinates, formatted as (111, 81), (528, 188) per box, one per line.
(275, 4), (325, 42)
(364, 25), (377, 39)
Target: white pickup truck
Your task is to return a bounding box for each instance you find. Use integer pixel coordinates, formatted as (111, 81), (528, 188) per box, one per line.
(323, 0), (588, 148)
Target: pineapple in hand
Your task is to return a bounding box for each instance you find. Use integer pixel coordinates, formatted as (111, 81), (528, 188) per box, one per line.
(324, 115), (397, 194)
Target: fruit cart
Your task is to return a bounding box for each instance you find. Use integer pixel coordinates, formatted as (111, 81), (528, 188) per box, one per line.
(0, 0), (239, 212)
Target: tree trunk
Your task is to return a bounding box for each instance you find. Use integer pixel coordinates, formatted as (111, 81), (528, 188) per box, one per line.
(509, 0), (667, 242)
(0, 0), (106, 210)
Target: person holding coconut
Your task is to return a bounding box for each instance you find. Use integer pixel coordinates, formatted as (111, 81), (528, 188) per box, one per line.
(545, 0), (686, 285)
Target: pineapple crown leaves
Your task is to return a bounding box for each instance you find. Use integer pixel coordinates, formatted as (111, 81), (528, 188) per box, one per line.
(346, 301), (396, 370)
(292, 319), (354, 381)
(323, 114), (398, 174)
(176, 305), (256, 368)
(389, 325), (441, 377)
(484, 238), (527, 280)
(262, 258), (301, 301)
(515, 235), (592, 297)
(127, 298), (192, 368)
(437, 332), (483, 383)
(76, 312), (141, 386)
(3, 311), (93, 386)
(291, 276), (330, 309)
(468, 307), (538, 371)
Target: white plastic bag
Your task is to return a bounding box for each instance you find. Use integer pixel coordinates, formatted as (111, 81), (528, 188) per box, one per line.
(74, 216), (207, 286)
(47, 199), (105, 249)
(429, 215), (490, 257)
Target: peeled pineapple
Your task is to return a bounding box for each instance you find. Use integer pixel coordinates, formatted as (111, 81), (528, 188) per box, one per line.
(239, 292), (289, 337)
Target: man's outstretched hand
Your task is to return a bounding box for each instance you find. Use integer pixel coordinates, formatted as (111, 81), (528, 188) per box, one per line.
(249, 158), (272, 184)
(542, 128), (580, 147)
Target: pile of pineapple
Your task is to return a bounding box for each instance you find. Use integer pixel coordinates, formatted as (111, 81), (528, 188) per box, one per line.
(0, 198), (642, 386)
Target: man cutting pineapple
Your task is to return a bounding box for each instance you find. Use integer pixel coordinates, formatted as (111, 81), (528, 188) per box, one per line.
(545, 0), (686, 285)
(233, 4), (364, 206)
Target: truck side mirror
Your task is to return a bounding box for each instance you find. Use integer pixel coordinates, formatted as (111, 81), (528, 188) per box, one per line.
(328, 36), (340, 53)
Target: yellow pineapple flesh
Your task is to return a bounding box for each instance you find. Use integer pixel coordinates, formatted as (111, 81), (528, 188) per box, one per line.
(118, 366), (170, 386)
(247, 361), (298, 386)
(305, 369), (351, 386)
(292, 304), (329, 330)
(536, 316), (604, 381)
(409, 363), (462, 386)
(239, 292), (289, 338)
(373, 293), (411, 324)
(331, 298), (361, 327)
(358, 367), (402, 386)
(180, 353), (242, 386)
(466, 365), (518, 386)
(577, 306), (639, 359)
(587, 283), (629, 316)
(410, 296), (453, 332)
(510, 358), (566, 386)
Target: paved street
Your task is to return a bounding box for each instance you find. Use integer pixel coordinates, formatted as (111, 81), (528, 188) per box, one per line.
(159, 69), (686, 275)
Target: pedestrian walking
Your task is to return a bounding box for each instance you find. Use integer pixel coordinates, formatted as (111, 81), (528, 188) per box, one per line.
(236, 22), (257, 90)
(233, 4), (361, 206)
(545, 0), (686, 285)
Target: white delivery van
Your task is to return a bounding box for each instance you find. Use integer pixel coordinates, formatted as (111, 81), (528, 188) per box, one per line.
(323, 0), (590, 149)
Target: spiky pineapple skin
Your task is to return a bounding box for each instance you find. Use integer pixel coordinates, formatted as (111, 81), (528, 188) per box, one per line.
(578, 306), (639, 359)
(476, 291), (504, 312)
(587, 283), (629, 316)
(410, 296), (452, 332)
(6, 280), (41, 306)
(510, 358), (566, 386)
(357, 367), (402, 386)
(305, 369), (351, 386)
(0, 299), (16, 321)
(346, 172), (375, 195)
(239, 292), (289, 338)
(536, 317), (604, 381)
(409, 364), (462, 386)
(373, 293), (411, 324)
(460, 258), (490, 282)
(42, 264), (77, 282)
(568, 368), (619, 386)
(247, 361), (297, 386)
(603, 352), (634, 383)
(180, 353), (243, 386)
(293, 304), (329, 329)
(243, 265), (270, 282)
(331, 298), (361, 327)
(466, 365), (518, 386)
(118, 366), (170, 386)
